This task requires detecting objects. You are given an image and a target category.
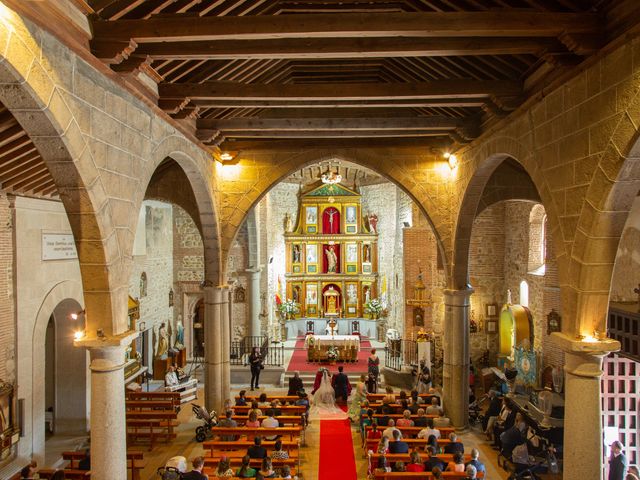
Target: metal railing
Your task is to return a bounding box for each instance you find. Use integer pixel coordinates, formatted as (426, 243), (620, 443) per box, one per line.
(385, 339), (418, 371)
(230, 336), (285, 366)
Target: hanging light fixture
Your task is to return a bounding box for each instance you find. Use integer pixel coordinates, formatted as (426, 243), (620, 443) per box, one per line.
(321, 164), (342, 184)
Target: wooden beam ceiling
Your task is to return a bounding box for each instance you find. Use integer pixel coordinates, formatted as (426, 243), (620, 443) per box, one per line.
(91, 11), (601, 43)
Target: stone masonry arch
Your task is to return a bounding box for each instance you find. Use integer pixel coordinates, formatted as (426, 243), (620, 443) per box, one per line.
(217, 147), (451, 283)
(147, 137), (221, 283)
(451, 141), (564, 293)
(0, 21), (120, 336)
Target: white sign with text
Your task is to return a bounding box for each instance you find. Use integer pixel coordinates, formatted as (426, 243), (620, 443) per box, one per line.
(42, 233), (78, 261)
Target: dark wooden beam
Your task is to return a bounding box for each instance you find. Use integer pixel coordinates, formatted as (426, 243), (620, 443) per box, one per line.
(130, 37), (562, 60)
(197, 116), (466, 131)
(185, 98), (489, 109)
(91, 12), (601, 43)
(216, 137), (451, 151)
(159, 80), (522, 100)
(215, 130), (454, 138)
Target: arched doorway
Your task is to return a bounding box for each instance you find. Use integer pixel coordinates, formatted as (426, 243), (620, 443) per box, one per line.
(44, 298), (88, 436)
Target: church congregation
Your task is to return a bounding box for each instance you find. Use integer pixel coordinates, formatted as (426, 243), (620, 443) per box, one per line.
(0, 1), (640, 480)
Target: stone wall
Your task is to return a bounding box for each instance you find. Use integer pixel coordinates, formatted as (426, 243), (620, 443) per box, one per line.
(129, 200), (175, 357)
(610, 195), (640, 302)
(228, 223), (249, 340)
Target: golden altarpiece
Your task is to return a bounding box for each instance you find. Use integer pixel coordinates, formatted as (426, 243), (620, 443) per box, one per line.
(285, 182), (378, 319)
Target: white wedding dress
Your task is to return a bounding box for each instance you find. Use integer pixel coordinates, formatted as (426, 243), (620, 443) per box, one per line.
(310, 370), (347, 420)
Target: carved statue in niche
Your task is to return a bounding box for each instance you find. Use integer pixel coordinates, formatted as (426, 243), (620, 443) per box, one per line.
(292, 245), (301, 263)
(363, 244), (371, 263)
(284, 213), (294, 232)
(140, 272), (148, 298)
(155, 322), (169, 359)
(413, 307), (424, 326)
(325, 245), (338, 273)
(174, 319), (185, 350)
(367, 213), (378, 233)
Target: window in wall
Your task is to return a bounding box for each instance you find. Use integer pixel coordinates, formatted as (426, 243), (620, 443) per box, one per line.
(528, 204), (547, 275)
(519, 280), (529, 307)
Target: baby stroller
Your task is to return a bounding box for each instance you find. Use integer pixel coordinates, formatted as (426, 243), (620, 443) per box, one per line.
(157, 456), (187, 479)
(192, 404), (218, 442)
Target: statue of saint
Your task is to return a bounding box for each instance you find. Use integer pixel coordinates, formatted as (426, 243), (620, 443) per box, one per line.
(292, 244), (301, 263)
(368, 213), (378, 233)
(363, 244), (371, 263)
(327, 209), (337, 232)
(174, 319), (185, 350)
(156, 322), (169, 359)
(325, 245), (338, 273)
(284, 213), (294, 232)
(507, 289), (512, 305)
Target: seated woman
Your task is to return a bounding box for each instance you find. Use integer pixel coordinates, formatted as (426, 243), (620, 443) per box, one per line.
(271, 439), (289, 460)
(236, 455), (257, 478)
(258, 393), (271, 409)
(426, 434), (441, 454)
(377, 436), (389, 454)
(393, 461), (407, 472)
(215, 456), (234, 477)
(249, 401), (262, 418)
(406, 451), (425, 472)
(432, 466), (444, 480)
(245, 410), (260, 428)
(396, 409), (414, 427)
(374, 454), (391, 474)
(280, 465), (294, 479)
(259, 457), (277, 478)
(446, 452), (466, 473)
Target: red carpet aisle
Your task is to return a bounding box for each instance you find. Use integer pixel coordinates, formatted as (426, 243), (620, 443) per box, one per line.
(286, 337), (372, 372)
(318, 406), (357, 480)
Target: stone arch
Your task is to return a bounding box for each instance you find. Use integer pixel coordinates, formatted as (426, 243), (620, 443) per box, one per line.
(452, 140), (564, 291)
(570, 110), (640, 335)
(0, 28), (121, 335)
(148, 137), (221, 284)
(30, 280), (85, 462)
(218, 148), (451, 282)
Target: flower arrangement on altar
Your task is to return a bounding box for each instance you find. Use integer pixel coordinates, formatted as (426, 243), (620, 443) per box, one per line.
(326, 345), (339, 361)
(416, 328), (433, 342)
(278, 299), (299, 319)
(364, 298), (383, 319)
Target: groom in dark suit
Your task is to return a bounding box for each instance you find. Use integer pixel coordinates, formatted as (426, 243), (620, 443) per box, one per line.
(331, 366), (352, 403)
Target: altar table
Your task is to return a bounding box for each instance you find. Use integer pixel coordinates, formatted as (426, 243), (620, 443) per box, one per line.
(304, 334), (360, 362)
(304, 334), (360, 349)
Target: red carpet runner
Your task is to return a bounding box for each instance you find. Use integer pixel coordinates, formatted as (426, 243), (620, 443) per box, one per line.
(287, 338), (372, 372)
(318, 406), (357, 480)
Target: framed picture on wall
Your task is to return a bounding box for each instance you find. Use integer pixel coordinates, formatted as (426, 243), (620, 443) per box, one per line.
(547, 309), (561, 335)
(485, 303), (498, 318)
(486, 319), (497, 333)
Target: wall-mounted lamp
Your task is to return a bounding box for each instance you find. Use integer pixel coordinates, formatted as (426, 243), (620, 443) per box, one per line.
(69, 309), (86, 321)
(444, 152), (458, 169)
(74, 330), (85, 341)
(215, 151), (240, 165)
(96, 328), (105, 339)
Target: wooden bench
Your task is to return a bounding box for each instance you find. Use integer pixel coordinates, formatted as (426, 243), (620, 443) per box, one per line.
(203, 439), (300, 455)
(365, 438), (451, 451)
(165, 377), (198, 403)
(236, 395), (299, 403)
(61, 451), (145, 480)
(367, 394), (438, 403)
(365, 425), (455, 439)
(126, 417), (179, 450)
(126, 399), (175, 411)
(37, 469), (90, 479)
(372, 413), (438, 420)
(210, 426), (302, 441)
(369, 403), (442, 412)
(368, 453), (471, 463)
(231, 415), (304, 426)
(233, 405), (306, 415)
(203, 458), (298, 472)
(373, 472), (484, 479)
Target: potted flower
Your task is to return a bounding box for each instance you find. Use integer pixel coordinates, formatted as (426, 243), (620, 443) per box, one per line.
(326, 345), (339, 364)
(279, 299), (299, 320)
(364, 298), (383, 319)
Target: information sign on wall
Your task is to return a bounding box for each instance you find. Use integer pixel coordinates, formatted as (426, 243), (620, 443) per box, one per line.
(42, 233), (78, 260)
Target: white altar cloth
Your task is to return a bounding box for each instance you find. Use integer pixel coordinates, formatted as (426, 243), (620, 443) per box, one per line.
(304, 334), (360, 350)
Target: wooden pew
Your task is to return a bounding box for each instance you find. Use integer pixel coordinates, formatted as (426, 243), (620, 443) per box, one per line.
(61, 451), (145, 480)
(367, 394), (438, 403)
(126, 416), (178, 450)
(203, 458), (298, 472)
(210, 426), (302, 441)
(372, 413), (438, 420)
(126, 391), (181, 409)
(368, 452), (472, 464)
(373, 472), (483, 479)
(232, 405), (306, 415)
(235, 394), (299, 403)
(203, 439), (299, 455)
(231, 415), (304, 426)
(369, 403), (442, 413)
(203, 441), (299, 460)
(365, 425), (455, 439)
(126, 399), (175, 411)
(37, 469), (90, 479)
(365, 438), (451, 451)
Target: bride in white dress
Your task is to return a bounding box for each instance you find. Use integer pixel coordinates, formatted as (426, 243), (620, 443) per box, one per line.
(310, 368), (347, 419)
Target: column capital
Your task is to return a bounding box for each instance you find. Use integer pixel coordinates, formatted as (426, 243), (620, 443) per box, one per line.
(443, 287), (474, 306)
(246, 267), (262, 275)
(550, 332), (620, 357)
(74, 330), (138, 349)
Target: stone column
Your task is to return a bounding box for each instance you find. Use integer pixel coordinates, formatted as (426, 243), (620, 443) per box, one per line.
(204, 284), (224, 412)
(552, 334), (619, 480)
(442, 288), (473, 430)
(247, 268), (262, 337)
(76, 332), (136, 480)
(220, 285), (231, 403)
